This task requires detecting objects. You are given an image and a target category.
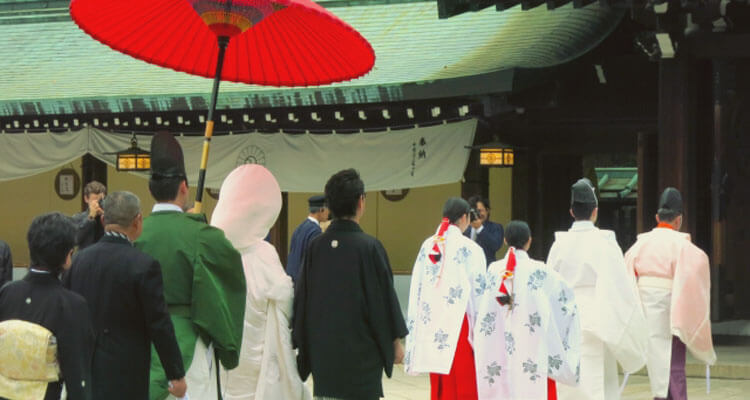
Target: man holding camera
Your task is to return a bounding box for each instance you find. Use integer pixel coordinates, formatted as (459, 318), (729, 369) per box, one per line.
(71, 181), (107, 250)
(464, 195), (504, 265)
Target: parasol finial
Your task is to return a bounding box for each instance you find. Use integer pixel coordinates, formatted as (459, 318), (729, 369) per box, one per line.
(189, 0), (284, 37)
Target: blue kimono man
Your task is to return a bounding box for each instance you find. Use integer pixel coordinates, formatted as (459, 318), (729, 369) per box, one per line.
(286, 195), (329, 283)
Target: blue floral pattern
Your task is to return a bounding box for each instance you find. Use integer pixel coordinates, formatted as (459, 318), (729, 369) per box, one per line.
(484, 361), (502, 385)
(426, 263), (441, 283)
(434, 329), (449, 350)
(475, 273), (490, 296)
(548, 354), (563, 375)
(444, 285), (463, 305)
(453, 246), (470, 265)
(559, 289), (569, 315)
(420, 302), (432, 325)
(527, 270), (547, 291)
(523, 359), (541, 381)
(524, 312), (541, 333)
(479, 312), (496, 336)
(504, 332), (515, 355)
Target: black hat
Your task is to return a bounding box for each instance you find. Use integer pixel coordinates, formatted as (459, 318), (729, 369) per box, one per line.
(658, 187), (683, 214)
(308, 195), (326, 208)
(570, 178), (597, 206)
(150, 132), (187, 180)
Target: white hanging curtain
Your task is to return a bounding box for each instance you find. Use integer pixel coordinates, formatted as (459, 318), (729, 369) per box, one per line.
(0, 119), (476, 192)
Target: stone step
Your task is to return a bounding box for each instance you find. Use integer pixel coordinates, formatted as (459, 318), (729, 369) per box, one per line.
(628, 344), (750, 380)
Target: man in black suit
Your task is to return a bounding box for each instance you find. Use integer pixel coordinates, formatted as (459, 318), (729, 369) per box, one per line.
(464, 195), (504, 265)
(64, 191), (187, 399)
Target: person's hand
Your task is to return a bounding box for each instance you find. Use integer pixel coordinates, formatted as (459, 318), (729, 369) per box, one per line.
(88, 200), (103, 219)
(393, 338), (405, 364)
(168, 377), (187, 398)
(470, 218), (483, 230)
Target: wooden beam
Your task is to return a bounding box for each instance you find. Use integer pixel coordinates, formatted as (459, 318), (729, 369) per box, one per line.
(685, 33), (750, 59)
(637, 131), (658, 233)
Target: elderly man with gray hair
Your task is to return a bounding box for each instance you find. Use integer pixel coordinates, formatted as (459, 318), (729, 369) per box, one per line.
(63, 191), (187, 400)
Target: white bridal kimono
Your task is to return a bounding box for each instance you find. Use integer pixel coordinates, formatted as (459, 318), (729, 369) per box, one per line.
(474, 248), (582, 400)
(547, 220), (648, 400)
(212, 165), (312, 400)
(405, 224), (486, 375)
(625, 227), (716, 398)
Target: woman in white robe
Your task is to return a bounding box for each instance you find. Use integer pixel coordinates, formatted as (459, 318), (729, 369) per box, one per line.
(474, 220), (581, 400)
(211, 164), (312, 400)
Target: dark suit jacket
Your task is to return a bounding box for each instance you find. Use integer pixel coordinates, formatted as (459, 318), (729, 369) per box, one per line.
(70, 210), (104, 250)
(0, 240), (11, 287)
(63, 234), (184, 400)
(464, 220), (504, 265)
(286, 218), (322, 283)
(0, 271), (94, 400)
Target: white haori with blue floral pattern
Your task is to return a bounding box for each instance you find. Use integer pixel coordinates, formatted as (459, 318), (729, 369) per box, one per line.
(474, 249), (582, 400)
(404, 224), (487, 375)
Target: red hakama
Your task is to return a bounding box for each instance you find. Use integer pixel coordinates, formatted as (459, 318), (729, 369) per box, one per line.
(429, 315), (478, 400)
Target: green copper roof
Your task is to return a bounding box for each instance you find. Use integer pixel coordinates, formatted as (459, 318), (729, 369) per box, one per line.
(0, 1), (623, 116)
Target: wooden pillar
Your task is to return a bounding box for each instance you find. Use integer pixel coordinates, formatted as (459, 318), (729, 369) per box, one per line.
(637, 131), (659, 233)
(710, 60), (728, 320)
(536, 153), (583, 259)
(721, 60), (750, 319)
(657, 55), (698, 237)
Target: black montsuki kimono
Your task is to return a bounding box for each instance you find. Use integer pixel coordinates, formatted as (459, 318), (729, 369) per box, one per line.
(63, 234), (184, 400)
(293, 219), (408, 400)
(0, 270), (94, 400)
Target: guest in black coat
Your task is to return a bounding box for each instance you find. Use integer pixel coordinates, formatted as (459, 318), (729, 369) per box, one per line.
(293, 169), (408, 400)
(70, 181), (106, 250)
(63, 191), (186, 400)
(0, 212), (93, 400)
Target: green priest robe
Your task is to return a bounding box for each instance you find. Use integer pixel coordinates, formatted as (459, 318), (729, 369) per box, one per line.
(135, 211), (246, 400)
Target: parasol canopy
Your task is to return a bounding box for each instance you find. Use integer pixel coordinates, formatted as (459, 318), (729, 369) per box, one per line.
(71, 0), (376, 214)
(70, 0), (375, 86)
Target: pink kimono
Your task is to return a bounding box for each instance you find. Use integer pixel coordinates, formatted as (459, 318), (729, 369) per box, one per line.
(625, 226), (717, 399)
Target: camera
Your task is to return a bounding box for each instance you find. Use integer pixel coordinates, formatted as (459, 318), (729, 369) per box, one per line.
(469, 208), (479, 222)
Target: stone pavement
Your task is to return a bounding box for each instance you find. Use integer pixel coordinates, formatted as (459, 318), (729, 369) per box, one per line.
(376, 364), (750, 399)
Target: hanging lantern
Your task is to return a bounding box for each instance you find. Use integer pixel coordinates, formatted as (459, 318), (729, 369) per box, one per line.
(478, 145), (514, 167)
(112, 134), (150, 171)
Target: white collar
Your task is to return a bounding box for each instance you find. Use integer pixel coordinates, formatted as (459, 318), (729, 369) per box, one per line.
(30, 268), (51, 274)
(152, 203), (184, 213)
(570, 220), (595, 231)
(105, 230), (132, 244)
(307, 216), (320, 226)
(511, 248), (529, 260)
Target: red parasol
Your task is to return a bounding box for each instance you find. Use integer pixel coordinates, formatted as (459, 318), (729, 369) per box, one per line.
(70, 0), (375, 212)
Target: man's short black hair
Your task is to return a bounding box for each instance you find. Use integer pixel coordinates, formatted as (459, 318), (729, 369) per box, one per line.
(505, 220), (531, 249)
(571, 202), (596, 220)
(442, 197), (470, 224)
(657, 209), (681, 222)
(148, 177), (185, 203)
(467, 195), (490, 210)
(27, 212), (76, 275)
(325, 169), (365, 219)
(83, 180), (106, 197)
